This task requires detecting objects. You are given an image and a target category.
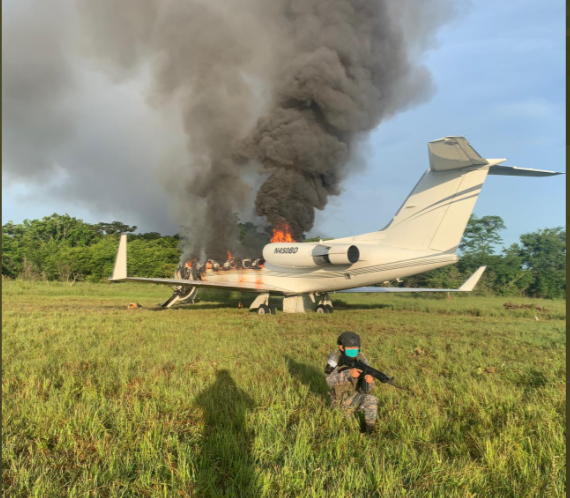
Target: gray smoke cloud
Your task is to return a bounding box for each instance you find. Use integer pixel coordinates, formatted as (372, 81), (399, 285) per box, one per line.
(76, 0), (283, 261)
(2, 0), (181, 233)
(3, 0), (455, 259)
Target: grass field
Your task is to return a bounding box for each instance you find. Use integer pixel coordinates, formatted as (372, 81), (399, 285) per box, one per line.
(2, 281), (566, 497)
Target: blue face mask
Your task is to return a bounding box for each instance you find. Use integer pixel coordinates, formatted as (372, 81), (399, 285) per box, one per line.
(344, 348), (359, 358)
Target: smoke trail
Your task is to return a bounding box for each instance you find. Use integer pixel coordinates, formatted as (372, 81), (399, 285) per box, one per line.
(235, 0), (453, 241)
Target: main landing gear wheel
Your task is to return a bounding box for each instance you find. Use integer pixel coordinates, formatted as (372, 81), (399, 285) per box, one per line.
(316, 304), (330, 314)
(257, 305), (273, 315)
(325, 304), (333, 314)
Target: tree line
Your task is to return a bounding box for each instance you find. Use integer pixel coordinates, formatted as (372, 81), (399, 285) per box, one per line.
(2, 213), (565, 298)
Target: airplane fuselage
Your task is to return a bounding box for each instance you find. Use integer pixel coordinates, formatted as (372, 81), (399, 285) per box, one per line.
(185, 243), (459, 295)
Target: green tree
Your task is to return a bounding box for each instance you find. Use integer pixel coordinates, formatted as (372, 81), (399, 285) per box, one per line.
(49, 246), (91, 283)
(2, 215), (100, 280)
(127, 237), (181, 278)
(302, 236), (334, 243)
(20, 214), (100, 248)
(94, 221), (137, 236)
(87, 237), (123, 282)
(1, 215), (179, 282)
(2, 230), (22, 278)
(515, 227), (566, 298)
(459, 215), (506, 256)
(401, 264), (465, 291)
(489, 246), (533, 296)
(132, 232), (163, 241)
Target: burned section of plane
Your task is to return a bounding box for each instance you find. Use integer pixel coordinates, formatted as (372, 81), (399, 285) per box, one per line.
(167, 253), (266, 308)
(175, 254), (265, 281)
(169, 242), (359, 306)
(109, 136), (564, 314)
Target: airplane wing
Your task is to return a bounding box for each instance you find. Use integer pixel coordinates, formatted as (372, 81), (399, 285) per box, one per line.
(111, 276), (290, 294)
(109, 234), (290, 294)
(334, 266), (486, 293)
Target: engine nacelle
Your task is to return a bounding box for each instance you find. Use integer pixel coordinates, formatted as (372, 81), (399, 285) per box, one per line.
(263, 242), (360, 268)
(327, 244), (361, 265)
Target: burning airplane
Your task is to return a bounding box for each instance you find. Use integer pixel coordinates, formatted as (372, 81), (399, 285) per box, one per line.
(110, 137), (564, 313)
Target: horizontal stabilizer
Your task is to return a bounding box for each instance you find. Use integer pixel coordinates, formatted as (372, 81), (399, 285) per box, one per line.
(335, 266), (486, 294)
(488, 165), (564, 177)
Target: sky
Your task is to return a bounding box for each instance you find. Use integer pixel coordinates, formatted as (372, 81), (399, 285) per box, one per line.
(2, 0), (566, 249)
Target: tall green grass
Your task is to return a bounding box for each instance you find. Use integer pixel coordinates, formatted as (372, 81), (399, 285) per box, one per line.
(2, 281), (566, 497)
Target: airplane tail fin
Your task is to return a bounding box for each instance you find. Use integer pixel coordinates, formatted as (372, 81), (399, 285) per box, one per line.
(111, 233), (128, 280)
(374, 137), (563, 253)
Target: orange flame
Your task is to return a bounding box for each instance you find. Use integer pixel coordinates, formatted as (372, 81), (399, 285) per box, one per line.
(271, 222), (296, 243)
(227, 250), (233, 260)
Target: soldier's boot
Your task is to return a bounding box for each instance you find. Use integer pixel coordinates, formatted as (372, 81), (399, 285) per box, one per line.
(362, 422), (376, 434)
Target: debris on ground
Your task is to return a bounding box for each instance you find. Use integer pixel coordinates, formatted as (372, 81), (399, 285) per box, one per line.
(127, 303), (142, 309)
(503, 302), (549, 312)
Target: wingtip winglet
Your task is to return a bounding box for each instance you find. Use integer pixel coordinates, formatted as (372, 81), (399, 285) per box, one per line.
(111, 233), (128, 281)
(458, 266), (486, 292)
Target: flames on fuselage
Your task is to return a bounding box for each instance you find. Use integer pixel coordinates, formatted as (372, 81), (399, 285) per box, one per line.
(175, 222), (296, 281)
(270, 222), (295, 243)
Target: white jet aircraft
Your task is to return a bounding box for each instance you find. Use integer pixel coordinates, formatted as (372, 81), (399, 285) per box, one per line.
(110, 137), (563, 313)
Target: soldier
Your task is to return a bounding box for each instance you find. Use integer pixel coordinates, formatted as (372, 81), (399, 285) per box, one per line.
(325, 331), (379, 434)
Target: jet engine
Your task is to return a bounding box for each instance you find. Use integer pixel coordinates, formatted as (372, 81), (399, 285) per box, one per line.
(263, 243), (360, 269)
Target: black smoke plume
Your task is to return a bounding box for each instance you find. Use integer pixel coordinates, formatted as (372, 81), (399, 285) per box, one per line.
(235, 0), (449, 241)
(3, 0), (455, 259)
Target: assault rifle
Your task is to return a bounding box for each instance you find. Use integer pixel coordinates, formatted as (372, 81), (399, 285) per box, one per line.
(338, 353), (415, 396)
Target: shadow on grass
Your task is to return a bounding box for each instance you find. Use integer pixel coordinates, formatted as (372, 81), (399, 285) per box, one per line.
(129, 296), (395, 312)
(332, 299), (394, 311)
(146, 292), (283, 311)
(147, 302), (244, 311)
(285, 356), (329, 401)
(145, 296), (246, 311)
(193, 369), (259, 496)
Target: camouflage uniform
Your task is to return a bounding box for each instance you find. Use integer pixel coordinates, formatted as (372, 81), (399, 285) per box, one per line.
(324, 350), (379, 427)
